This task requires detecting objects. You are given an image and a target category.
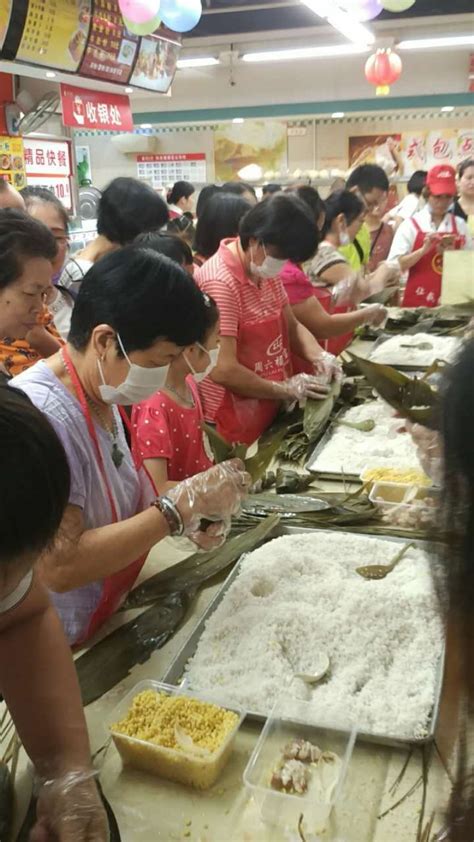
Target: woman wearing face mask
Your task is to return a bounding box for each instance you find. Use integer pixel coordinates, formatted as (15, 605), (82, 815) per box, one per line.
(10, 247), (250, 647)
(132, 295), (219, 493)
(388, 165), (472, 308)
(195, 194), (341, 446)
(307, 190), (396, 355)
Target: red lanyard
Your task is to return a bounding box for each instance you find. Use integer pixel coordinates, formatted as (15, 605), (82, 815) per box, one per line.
(61, 346), (119, 523)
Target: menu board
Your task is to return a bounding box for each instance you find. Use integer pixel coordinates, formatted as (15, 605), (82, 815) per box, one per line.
(130, 35), (181, 92)
(137, 154), (207, 189)
(16, 0), (91, 72)
(0, 136), (26, 190)
(80, 0), (139, 85)
(0, 0), (12, 51)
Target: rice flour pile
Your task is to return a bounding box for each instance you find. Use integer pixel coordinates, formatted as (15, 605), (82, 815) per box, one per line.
(369, 333), (459, 367)
(185, 532), (444, 740)
(307, 399), (419, 476)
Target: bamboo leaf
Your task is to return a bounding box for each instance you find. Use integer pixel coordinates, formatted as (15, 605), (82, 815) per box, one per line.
(201, 422), (236, 463)
(303, 381), (342, 442)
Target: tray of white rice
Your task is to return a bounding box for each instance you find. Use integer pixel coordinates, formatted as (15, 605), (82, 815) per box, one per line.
(306, 398), (420, 480)
(163, 528), (445, 748)
(367, 332), (460, 369)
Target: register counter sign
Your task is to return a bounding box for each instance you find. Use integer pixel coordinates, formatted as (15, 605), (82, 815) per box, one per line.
(60, 83), (133, 132)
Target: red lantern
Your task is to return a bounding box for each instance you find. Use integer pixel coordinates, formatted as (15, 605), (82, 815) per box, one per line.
(365, 48), (402, 96)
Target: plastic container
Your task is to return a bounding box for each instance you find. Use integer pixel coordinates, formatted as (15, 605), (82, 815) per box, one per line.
(108, 680), (245, 790)
(369, 481), (439, 511)
(243, 698), (356, 834)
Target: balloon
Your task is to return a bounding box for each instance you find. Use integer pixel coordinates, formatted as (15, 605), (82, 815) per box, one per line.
(118, 0), (160, 25)
(381, 0), (416, 11)
(341, 0), (383, 21)
(159, 0), (202, 33)
(122, 12), (161, 35)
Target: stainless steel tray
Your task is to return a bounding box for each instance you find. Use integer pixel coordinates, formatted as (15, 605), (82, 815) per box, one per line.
(304, 410), (363, 481)
(162, 526), (445, 749)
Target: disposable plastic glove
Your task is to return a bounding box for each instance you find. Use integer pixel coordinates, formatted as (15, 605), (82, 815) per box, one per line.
(31, 770), (108, 842)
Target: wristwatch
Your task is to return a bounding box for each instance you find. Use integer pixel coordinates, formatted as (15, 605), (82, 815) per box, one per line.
(152, 496), (184, 536)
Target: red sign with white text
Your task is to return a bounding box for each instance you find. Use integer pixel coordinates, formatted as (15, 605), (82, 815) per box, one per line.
(137, 154), (206, 162)
(60, 83), (133, 132)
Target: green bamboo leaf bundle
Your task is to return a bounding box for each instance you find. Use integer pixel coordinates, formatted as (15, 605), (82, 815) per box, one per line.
(303, 381), (342, 441)
(202, 419), (286, 483)
(347, 352), (440, 429)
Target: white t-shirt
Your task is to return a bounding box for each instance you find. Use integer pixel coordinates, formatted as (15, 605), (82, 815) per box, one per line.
(59, 257), (93, 293)
(0, 571), (33, 613)
(388, 206), (473, 262)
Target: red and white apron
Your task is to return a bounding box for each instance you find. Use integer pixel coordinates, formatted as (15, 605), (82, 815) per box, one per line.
(216, 311), (292, 445)
(61, 347), (150, 644)
(403, 215), (465, 308)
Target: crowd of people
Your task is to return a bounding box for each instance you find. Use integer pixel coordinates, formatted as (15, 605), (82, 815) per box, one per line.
(0, 159), (473, 839)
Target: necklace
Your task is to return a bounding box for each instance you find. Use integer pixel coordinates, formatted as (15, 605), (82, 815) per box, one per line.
(59, 350), (125, 469)
(164, 383), (195, 408)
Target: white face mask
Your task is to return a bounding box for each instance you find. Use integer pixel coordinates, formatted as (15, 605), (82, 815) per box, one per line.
(97, 334), (170, 405)
(250, 244), (286, 280)
(184, 343), (219, 383)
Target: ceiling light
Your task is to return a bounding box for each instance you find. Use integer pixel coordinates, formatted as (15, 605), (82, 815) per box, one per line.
(233, 117), (244, 123)
(398, 35), (474, 50)
(441, 105), (455, 112)
(125, 87), (134, 93)
(140, 123), (152, 129)
(45, 71), (56, 78)
(176, 57), (219, 68)
(332, 111), (345, 118)
(242, 44), (370, 63)
(301, 0), (375, 46)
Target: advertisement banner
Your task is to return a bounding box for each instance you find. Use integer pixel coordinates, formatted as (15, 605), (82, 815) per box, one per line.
(80, 0), (139, 85)
(401, 131), (428, 175)
(214, 121), (287, 182)
(23, 138), (71, 177)
(16, 0), (91, 72)
(426, 129), (458, 169)
(60, 83), (133, 131)
(0, 135), (26, 190)
(348, 134), (402, 176)
(130, 35), (180, 93)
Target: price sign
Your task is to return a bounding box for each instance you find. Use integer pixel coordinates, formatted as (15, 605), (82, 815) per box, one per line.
(23, 138), (73, 211)
(16, 0), (91, 72)
(137, 153), (207, 188)
(80, 0), (139, 85)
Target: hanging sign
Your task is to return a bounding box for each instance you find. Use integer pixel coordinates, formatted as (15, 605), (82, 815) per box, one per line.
(0, 0), (12, 51)
(16, 0), (91, 73)
(80, 0), (139, 85)
(0, 135), (26, 189)
(60, 83), (133, 131)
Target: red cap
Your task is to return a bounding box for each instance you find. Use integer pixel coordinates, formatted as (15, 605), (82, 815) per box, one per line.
(426, 164), (457, 196)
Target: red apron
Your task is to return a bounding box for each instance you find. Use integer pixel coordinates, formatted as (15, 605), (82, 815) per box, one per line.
(314, 286), (354, 358)
(403, 215), (464, 308)
(215, 312), (292, 445)
(61, 347), (149, 644)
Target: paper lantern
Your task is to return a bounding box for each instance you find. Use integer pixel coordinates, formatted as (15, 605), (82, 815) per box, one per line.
(381, 0), (416, 11)
(123, 12), (161, 35)
(160, 0), (202, 32)
(365, 48), (402, 96)
(341, 0), (383, 21)
(118, 0), (159, 25)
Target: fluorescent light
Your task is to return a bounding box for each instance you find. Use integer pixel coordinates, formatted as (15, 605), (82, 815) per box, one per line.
(177, 57), (219, 68)
(441, 105), (455, 112)
(140, 123), (152, 129)
(398, 35), (474, 50)
(242, 44), (369, 63)
(125, 87), (134, 93)
(233, 117), (244, 123)
(301, 0), (375, 45)
(45, 71), (56, 78)
(332, 111), (345, 118)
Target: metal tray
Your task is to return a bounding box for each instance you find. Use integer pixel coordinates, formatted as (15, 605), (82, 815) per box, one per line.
(364, 333), (454, 372)
(304, 409), (364, 481)
(162, 526), (446, 749)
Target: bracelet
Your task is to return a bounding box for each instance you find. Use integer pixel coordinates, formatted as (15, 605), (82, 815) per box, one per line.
(152, 496), (184, 537)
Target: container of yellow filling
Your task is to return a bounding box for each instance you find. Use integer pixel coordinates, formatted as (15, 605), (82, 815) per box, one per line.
(108, 681), (244, 789)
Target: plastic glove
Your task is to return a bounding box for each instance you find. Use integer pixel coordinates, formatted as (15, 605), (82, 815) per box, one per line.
(362, 303), (388, 328)
(30, 770), (108, 842)
(281, 373), (330, 402)
(168, 458), (251, 551)
(405, 421), (443, 486)
(313, 351), (343, 384)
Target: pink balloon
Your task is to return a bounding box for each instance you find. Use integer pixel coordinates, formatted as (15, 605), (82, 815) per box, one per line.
(342, 0), (383, 20)
(118, 0), (159, 25)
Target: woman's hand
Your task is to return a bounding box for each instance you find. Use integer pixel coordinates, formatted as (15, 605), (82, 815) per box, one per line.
(405, 420), (443, 485)
(168, 459), (251, 550)
(281, 373), (330, 402)
(313, 351), (342, 383)
(30, 772), (108, 842)
(362, 303), (388, 327)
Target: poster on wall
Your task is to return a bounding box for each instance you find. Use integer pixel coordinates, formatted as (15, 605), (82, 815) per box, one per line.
(24, 138), (73, 210)
(426, 129), (458, 169)
(0, 0), (12, 51)
(16, 0), (91, 72)
(130, 35), (181, 93)
(79, 0), (139, 85)
(348, 134), (402, 176)
(137, 153), (207, 190)
(214, 121), (287, 182)
(0, 136), (25, 190)
(457, 129), (474, 161)
(401, 131), (428, 175)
